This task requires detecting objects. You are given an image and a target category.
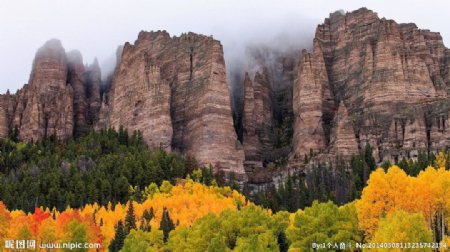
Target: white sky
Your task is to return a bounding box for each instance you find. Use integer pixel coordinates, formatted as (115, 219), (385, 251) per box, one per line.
(0, 0), (449, 93)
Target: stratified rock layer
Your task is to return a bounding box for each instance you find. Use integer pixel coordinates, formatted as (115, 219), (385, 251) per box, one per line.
(237, 47), (297, 166)
(293, 8), (450, 162)
(242, 73), (260, 160)
(330, 102), (358, 158)
(67, 50), (88, 137)
(292, 41), (333, 158)
(103, 32), (173, 151)
(19, 39), (74, 141)
(1, 40), (102, 142)
(98, 31), (246, 179)
(85, 59), (102, 125)
(0, 95), (8, 138)
(242, 69), (273, 161)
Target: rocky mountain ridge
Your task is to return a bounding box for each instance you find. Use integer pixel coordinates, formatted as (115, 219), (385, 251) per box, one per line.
(291, 8), (450, 165)
(1, 8), (449, 182)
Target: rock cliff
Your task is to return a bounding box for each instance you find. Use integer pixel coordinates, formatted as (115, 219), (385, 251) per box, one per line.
(17, 39), (74, 141)
(292, 8), (450, 163)
(242, 69), (274, 161)
(329, 102), (359, 158)
(0, 95), (8, 138)
(236, 47), (297, 167)
(97, 31), (246, 179)
(1, 9), (450, 180)
(292, 41), (333, 158)
(1, 39), (102, 142)
(85, 59), (102, 126)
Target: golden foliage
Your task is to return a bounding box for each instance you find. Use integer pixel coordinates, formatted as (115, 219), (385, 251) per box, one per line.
(0, 179), (247, 250)
(357, 164), (450, 239)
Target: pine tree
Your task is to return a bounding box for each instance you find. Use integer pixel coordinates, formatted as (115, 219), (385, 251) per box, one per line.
(159, 207), (175, 242)
(109, 220), (126, 252)
(125, 201), (136, 231)
(277, 231), (289, 252)
(143, 208), (154, 222)
(140, 208), (154, 232)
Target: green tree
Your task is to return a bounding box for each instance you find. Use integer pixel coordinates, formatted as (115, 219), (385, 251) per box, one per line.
(140, 208), (154, 232)
(286, 201), (362, 251)
(207, 236), (230, 252)
(160, 180), (173, 194)
(143, 183), (160, 198)
(109, 220), (127, 252)
(63, 220), (88, 252)
(159, 207), (175, 242)
(125, 201), (136, 232)
(121, 229), (164, 252)
(0, 129), (189, 212)
(166, 206), (285, 252)
(234, 232), (279, 252)
(372, 210), (433, 252)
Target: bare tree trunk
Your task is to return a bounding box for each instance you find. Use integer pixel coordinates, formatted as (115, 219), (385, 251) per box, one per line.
(442, 211), (445, 242)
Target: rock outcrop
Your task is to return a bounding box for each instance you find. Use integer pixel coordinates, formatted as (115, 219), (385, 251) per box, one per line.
(1, 39), (103, 142)
(85, 59), (102, 125)
(97, 31), (246, 179)
(103, 32), (173, 151)
(18, 39), (74, 141)
(0, 95), (8, 138)
(242, 73), (260, 160)
(242, 69), (273, 161)
(2, 9), (450, 180)
(330, 102), (358, 158)
(292, 8), (450, 163)
(67, 50), (88, 137)
(236, 47), (297, 167)
(292, 41), (333, 158)
(67, 51), (103, 137)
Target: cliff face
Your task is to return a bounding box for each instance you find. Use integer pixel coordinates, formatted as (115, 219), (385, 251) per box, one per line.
(98, 31), (246, 179)
(0, 95), (8, 138)
(241, 73), (260, 160)
(329, 102), (359, 158)
(0, 40), (102, 142)
(292, 8), (450, 163)
(292, 42), (332, 158)
(2, 9), (450, 180)
(100, 32), (173, 151)
(85, 59), (102, 126)
(67, 50), (88, 137)
(237, 47), (297, 167)
(242, 69), (273, 161)
(17, 40), (74, 141)
(67, 51), (103, 137)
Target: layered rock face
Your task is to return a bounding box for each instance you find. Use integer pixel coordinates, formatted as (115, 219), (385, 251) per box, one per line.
(292, 41), (334, 158)
(242, 70), (273, 161)
(67, 51), (103, 137)
(293, 8), (450, 162)
(0, 39), (102, 142)
(2, 8), (449, 180)
(85, 59), (102, 126)
(18, 40), (74, 140)
(329, 102), (359, 158)
(103, 32), (173, 151)
(0, 95), (8, 138)
(241, 73), (259, 160)
(236, 47), (297, 166)
(98, 31), (246, 179)
(67, 50), (88, 137)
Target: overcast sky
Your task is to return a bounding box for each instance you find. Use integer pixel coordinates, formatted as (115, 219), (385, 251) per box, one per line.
(1, 0), (449, 93)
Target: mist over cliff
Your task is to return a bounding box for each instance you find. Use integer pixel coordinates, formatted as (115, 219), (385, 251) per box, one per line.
(95, 14), (317, 94)
(3, 0), (450, 94)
